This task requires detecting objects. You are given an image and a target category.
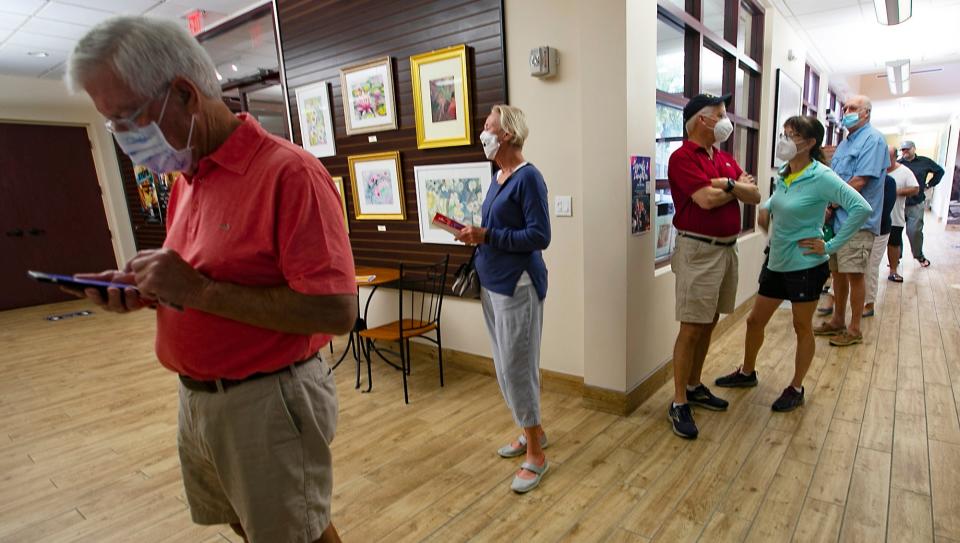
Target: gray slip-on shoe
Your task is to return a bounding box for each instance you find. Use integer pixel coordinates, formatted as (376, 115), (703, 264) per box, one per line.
(511, 460), (549, 493)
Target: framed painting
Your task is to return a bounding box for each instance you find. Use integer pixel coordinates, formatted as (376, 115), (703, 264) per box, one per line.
(339, 56), (397, 135)
(347, 151), (405, 220)
(295, 81), (336, 158)
(414, 161), (492, 245)
(771, 69), (803, 168)
(331, 176), (349, 233)
(410, 44), (472, 149)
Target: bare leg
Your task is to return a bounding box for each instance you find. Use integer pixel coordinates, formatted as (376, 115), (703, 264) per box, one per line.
(888, 244), (901, 276)
(516, 424), (546, 480)
(742, 296), (782, 374)
(790, 301), (818, 387)
(688, 314), (719, 387)
(673, 322), (707, 404)
(829, 272), (849, 328)
(847, 273), (866, 335)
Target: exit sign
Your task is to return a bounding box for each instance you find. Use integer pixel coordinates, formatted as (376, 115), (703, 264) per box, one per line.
(186, 9), (204, 35)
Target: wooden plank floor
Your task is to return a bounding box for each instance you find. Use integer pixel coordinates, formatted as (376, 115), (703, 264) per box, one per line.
(1, 219), (959, 542)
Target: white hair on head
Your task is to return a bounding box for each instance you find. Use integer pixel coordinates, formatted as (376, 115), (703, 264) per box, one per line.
(65, 16), (221, 99)
(685, 105), (717, 135)
(848, 94), (872, 112)
(491, 104), (529, 148)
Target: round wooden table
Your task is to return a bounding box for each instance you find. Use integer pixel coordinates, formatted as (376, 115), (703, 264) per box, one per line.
(330, 266), (400, 377)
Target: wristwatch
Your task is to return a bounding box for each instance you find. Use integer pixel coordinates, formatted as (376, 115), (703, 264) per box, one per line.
(724, 178), (736, 193)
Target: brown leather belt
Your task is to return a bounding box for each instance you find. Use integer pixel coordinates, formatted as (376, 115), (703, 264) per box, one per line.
(677, 231), (737, 247)
(178, 355), (315, 393)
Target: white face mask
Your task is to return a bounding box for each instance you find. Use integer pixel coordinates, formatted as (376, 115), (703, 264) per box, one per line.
(112, 87), (195, 174)
(712, 116), (734, 143)
(479, 130), (500, 160)
(775, 136), (799, 162)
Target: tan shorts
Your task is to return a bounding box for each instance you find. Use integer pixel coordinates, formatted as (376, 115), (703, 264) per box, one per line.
(828, 229), (875, 274)
(177, 355), (338, 542)
(673, 234), (739, 323)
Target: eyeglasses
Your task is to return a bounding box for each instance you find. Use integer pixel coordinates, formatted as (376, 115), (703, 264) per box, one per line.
(103, 86), (168, 133)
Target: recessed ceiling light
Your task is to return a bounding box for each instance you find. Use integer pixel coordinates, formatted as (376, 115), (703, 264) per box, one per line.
(27, 51), (49, 58)
(231, 64), (238, 72)
(216, 71), (223, 81)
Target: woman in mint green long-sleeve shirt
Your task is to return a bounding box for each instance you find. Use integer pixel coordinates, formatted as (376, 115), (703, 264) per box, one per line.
(714, 116), (871, 412)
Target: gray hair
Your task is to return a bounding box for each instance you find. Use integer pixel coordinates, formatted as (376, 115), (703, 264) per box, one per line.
(66, 16), (221, 99)
(685, 105), (717, 134)
(492, 104), (529, 148)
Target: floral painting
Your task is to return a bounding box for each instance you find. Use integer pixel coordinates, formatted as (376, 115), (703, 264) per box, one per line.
(414, 162), (492, 245)
(340, 57), (397, 135)
(429, 77), (457, 122)
(295, 82), (336, 158)
(363, 170), (394, 206)
(348, 152), (405, 220)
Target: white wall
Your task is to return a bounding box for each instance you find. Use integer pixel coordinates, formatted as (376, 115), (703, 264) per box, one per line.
(0, 74), (137, 267)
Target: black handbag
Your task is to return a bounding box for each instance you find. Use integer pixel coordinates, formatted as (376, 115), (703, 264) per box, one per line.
(451, 247), (480, 298)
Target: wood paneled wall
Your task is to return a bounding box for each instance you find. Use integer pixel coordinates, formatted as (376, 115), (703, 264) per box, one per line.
(278, 0), (507, 280)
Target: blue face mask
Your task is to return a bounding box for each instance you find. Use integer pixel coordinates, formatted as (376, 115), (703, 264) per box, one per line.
(112, 87), (195, 174)
(841, 112), (861, 129)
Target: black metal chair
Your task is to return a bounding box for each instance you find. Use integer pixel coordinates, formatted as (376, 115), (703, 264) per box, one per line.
(358, 255), (449, 403)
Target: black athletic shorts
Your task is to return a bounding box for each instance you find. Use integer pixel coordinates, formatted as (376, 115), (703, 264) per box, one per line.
(758, 260), (830, 303)
(888, 226), (904, 247)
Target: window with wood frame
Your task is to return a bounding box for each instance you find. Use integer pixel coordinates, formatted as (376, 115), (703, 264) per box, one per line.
(802, 63), (820, 117)
(825, 88), (844, 146)
(655, 0), (765, 266)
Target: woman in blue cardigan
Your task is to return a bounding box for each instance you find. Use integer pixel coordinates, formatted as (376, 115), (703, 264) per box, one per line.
(455, 105), (551, 493)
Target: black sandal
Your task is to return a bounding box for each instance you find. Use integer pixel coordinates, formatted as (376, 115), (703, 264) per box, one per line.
(918, 258), (931, 268)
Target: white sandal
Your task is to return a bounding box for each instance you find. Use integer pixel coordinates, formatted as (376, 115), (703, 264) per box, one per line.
(511, 460), (549, 493)
(497, 433), (549, 458)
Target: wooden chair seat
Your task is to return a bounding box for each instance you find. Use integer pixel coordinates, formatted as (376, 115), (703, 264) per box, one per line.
(359, 319), (438, 341)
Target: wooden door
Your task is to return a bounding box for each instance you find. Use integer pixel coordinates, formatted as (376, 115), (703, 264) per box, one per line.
(0, 122), (117, 310)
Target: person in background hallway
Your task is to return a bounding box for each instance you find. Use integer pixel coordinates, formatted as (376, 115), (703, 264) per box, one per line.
(862, 160), (897, 317)
(898, 140), (944, 267)
(454, 105), (552, 493)
(64, 17), (356, 543)
(814, 95), (888, 347)
(666, 93), (761, 439)
(884, 146), (919, 284)
(715, 116), (869, 410)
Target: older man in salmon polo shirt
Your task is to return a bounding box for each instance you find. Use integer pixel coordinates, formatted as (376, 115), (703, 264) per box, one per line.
(63, 17), (356, 543)
(666, 94), (761, 440)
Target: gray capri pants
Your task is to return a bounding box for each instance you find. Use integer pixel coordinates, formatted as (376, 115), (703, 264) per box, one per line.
(480, 273), (544, 428)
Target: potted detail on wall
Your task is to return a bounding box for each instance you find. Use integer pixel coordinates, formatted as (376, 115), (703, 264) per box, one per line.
(413, 161), (491, 245)
(295, 81), (337, 158)
(339, 56), (398, 135)
(410, 44), (472, 149)
(347, 151), (406, 220)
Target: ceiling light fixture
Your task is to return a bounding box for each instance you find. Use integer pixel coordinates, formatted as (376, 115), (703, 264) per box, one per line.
(231, 64), (238, 72)
(27, 51), (49, 58)
(886, 59), (911, 95)
(216, 71), (223, 81)
(874, 0), (912, 25)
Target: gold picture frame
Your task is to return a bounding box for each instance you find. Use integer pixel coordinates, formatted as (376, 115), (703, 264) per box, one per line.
(347, 151), (406, 220)
(339, 56), (398, 135)
(410, 44), (472, 149)
(331, 176), (349, 232)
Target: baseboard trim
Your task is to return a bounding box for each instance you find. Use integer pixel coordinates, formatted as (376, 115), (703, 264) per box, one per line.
(405, 293), (755, 416)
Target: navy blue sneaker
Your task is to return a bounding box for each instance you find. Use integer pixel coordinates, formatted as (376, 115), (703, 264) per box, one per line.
(686, 384), (729, 411)
(715, 367), (759, 388)
(772, 386), (805, 412)
(668, 403), (698, 439)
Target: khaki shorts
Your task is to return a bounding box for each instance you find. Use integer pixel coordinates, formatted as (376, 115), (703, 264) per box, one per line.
(828, 229), (874, 274)
(673, 234), (739, 323)
(178, 355), (338, 542)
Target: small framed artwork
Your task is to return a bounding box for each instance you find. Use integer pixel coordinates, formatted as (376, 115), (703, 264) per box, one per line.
(295, 81), (336, 158)
(410, 44), (472, 149)
(339, 56), (397, 135)
(331, 176), (349, 233)
(347, 151), (406, 220)
(414, 161), (492, 245)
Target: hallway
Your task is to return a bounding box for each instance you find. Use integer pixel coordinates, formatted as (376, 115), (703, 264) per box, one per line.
(1, 219), (958, 542)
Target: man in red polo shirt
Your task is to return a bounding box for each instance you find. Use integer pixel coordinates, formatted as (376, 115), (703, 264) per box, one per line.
(64, 17), (356, 543)
(666, 94), (761, 439)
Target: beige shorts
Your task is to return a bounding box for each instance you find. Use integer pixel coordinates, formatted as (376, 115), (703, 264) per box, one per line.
(673, 234), (739, 323)
(177, 355), (338, 542)
(828, 229), (875, 274)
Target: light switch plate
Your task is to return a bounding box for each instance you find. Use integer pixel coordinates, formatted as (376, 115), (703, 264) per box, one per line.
(555, 195), (573, 217)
